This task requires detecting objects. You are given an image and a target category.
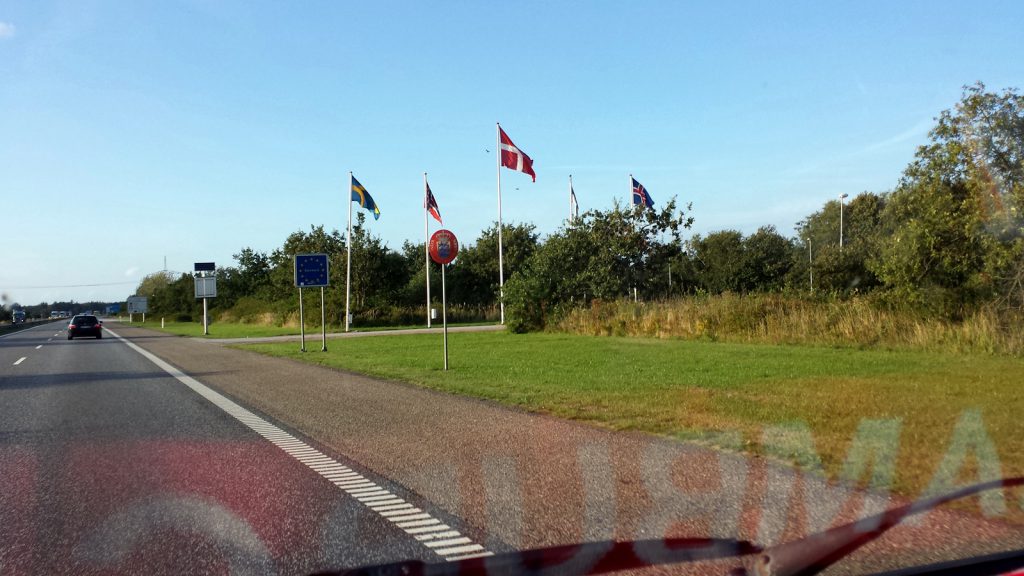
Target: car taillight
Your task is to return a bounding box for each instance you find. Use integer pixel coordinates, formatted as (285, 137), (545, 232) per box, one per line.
(69, 324), (77, 329)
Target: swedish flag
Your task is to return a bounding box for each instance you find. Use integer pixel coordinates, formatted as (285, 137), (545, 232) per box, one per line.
(351, 176), (381, 220)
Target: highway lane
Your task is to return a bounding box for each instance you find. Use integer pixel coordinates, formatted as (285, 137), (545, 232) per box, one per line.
(0, 321), (491, 575)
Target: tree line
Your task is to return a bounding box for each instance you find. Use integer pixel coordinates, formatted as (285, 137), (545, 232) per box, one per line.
(134, 83), (1023, 333)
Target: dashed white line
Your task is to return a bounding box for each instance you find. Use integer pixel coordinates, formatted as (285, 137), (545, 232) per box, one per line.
(35, 345), (43, 349)
(372, 502), (416, 512)
(425, 537), (473, 548)
(388, 512), (433, 522)
(446, 551), (494, 561)
(366, 498), (406, 507)
(415, 530), (462, 541)
(13, 357), (26, 366)
(380, 507), (421, 517)
(434, 544), (485, 556)
(104, 326), (492, 562)
(403, 524), (452, 534)
(397, 518), (442, 528)
(357, 497), (401, 506)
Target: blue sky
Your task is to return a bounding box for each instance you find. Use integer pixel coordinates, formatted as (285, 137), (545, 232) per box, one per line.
(1, 0), (1022, 305)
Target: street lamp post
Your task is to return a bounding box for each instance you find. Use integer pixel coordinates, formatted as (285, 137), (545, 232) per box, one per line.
(839, 193), (849, 250)
(808, 237), (813, 293)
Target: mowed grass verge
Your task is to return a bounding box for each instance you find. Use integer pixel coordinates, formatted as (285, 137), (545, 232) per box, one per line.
(119, 320), (305, 339)
(238, 331), (1024, 505)
(121, 319), (496, 339)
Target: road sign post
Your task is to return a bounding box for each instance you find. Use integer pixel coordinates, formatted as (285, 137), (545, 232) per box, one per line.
(294, 254), (330, 353)
(127, 296), (149, 324)
(194, 264), (217, 336)
(429, 230), (459, 371)
(298, 287), (306, 352)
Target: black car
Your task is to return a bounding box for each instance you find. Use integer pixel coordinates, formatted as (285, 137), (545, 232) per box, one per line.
(67, 315), (102, 339)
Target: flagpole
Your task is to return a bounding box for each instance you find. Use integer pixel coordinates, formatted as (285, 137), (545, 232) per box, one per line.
(496, 122), (505, 325)
(346, 171), (353, 332)
(569, 174), (574, 222)
(424, 172), (431, 328)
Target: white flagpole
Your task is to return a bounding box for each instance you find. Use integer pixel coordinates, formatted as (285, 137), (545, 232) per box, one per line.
(346, 172), (353, 332)
(424, 172), (431, 328)
(496, 122), (505, 325)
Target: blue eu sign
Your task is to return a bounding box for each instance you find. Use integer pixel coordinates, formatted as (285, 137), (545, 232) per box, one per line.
(294, 254), (330, 287)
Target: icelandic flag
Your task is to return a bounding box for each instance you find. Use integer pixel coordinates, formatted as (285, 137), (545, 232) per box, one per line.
(631, 176), (654, 209)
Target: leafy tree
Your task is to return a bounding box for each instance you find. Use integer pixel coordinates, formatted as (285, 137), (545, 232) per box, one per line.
(743, 226), (794, 292)
(795, 192), (886, 293)
(399, 240), (443, 309)
(871, 83), (1024, 315)
(448, 222), (539, 307)
(688, 230), (746, 293)
(135, 271), (175, 301)
(231, 247), (272, 299)
(505, 200), (691, 331)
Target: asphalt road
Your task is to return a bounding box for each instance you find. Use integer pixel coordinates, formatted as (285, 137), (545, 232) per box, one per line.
(2, 320), (1023, 575)
(0, 321), (491, 575)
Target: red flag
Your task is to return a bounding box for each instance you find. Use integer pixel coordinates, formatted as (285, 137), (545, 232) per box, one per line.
(499, 126), (536, 182)
(425, 181), (442, 224)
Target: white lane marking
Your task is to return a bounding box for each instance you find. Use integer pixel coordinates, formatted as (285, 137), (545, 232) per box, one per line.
(380, 506), (421, 517)
(48, 338), (53, 342)
(425, 537), (473, 548)
(372, 502), (416, 512)
(13, 357), (26, 366)
(447, 551), (495, 561)
(415, 530), (462, 541)
(105, 327), (492, 562)
(397, 518), (442, 528)
(357, 494), (404, 503)
(434, 544), (485, 556)
(35, 345), (43, 349)
(387, 512), (433, 522)
(348, 487), (390, 496)
(364, 498), (405, 507)
(403, 524), (452, 535)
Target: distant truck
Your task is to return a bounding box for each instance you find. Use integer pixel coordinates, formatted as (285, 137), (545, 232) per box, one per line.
(12, 310), (26, 324)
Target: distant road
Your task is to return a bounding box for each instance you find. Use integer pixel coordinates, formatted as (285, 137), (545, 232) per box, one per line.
(0, 317), (62, 337)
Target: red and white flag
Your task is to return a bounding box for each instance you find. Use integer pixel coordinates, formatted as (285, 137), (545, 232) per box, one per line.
(499, 126), (536, 182)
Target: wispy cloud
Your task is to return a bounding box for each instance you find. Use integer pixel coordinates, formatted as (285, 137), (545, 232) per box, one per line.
(124, 267), (139, 277)
(0, 22), (15, 39)
(863, 117), (934, 153)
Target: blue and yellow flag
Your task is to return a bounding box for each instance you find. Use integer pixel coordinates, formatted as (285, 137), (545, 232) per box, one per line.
(351, 176), (381, 220)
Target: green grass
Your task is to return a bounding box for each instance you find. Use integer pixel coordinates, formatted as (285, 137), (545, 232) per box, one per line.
(124, 318), (497, 339)
(238, 331), (1024, 508)
(122, 319), (306, 338)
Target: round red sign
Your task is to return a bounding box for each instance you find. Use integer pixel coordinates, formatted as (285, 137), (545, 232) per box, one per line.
(429, 229), (459, 265)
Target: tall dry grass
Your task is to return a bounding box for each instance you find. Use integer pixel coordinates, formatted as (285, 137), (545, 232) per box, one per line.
(555, 293), (1024, 355)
